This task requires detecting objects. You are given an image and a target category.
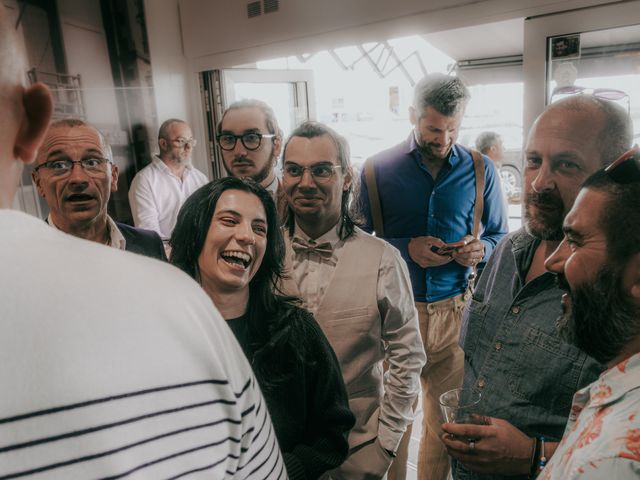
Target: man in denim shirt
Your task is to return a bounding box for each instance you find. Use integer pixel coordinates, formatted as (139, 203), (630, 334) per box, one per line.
(442, 95), (633, 479)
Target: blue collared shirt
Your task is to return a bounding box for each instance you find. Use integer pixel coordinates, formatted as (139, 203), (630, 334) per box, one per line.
(359, 134), (508, 302)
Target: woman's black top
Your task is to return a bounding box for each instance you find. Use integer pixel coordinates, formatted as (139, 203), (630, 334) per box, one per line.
(227, 307), (354, 480)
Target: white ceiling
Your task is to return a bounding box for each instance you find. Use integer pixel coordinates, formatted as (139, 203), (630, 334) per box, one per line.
(423, 18), (525, 61)
(423, 17), (640, 61)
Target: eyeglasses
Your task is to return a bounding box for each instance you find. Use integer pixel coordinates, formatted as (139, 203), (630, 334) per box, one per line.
(170, 137), (197, 149)
(283, 163), (342, 183)
(605, 146), (640, 184)
(33, 158), (112, 177)
(550, 86), (630, 113)
(217, 132), (276, 151)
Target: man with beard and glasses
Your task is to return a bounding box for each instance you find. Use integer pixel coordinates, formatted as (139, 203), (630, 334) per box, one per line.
(358, 73), (508, 480)
(217, 99), (283, 199)
(129, 118), (208, 242)
(443, 95), (633, 480)
(540, 150), (640, 479)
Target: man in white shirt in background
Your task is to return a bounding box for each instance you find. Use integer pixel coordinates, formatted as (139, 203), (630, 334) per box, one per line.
(0, 6), (285, 478)
(281, 121), (426, 480)
(129, 118), (208, 242)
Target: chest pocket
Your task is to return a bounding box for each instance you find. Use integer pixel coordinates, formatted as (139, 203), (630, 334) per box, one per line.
(508, 326), (583, 415)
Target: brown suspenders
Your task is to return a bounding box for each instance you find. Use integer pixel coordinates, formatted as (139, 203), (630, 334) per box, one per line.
(364, 148), (485, 273)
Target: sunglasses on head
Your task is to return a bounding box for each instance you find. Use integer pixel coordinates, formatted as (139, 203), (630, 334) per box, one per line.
(550, 86), (630, 114)
(605, 147), (640, 184)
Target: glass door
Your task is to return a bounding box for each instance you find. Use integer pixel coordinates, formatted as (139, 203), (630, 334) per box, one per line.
(200, 69), (315, 179)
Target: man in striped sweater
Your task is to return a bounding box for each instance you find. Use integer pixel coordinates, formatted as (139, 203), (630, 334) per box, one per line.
(0, 5), (286, 478)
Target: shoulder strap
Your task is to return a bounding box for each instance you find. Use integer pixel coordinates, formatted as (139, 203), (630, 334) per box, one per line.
(364, 157), (385, 237)
(470, 149), (485, 239)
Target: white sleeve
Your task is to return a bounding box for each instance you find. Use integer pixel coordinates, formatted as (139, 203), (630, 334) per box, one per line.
(129, 173), (162, 237)
(376, 243), (426, 452)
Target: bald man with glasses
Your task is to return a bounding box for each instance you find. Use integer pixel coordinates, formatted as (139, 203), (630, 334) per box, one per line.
(129, 118), (208, 242)
(32, 118), (166, 260)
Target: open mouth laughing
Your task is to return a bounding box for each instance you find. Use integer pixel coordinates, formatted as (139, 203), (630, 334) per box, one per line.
(220, 250), (252, 269)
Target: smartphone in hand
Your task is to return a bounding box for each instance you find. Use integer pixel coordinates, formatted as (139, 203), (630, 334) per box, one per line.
(435, 240), (467, 256)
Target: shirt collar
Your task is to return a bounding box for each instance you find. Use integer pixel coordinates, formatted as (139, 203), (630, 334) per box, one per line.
(584, 352), (640, 409)
(153, 155), (193, 174)
(47, 214), (126, 250)
(263, 175), (280, 196)
(408, 131), (460, 170)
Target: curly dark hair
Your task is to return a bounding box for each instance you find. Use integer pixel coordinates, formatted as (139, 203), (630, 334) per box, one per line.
(169, 176), (305, 389)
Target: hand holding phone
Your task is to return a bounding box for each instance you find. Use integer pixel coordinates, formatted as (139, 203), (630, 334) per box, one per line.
(435, 240), (468, 256)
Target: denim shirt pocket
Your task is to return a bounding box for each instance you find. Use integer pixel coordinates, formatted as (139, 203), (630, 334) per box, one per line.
(461, 297), (489, 359)
(508, 326), (582, 414)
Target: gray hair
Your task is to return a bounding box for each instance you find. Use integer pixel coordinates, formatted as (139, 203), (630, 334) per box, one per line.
(413, 73), (470, 117)
(158, 118), (188, 142)
(475, 131), (502, 154)
(47, 118), (113, 161)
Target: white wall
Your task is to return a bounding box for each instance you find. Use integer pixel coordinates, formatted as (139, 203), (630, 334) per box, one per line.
(144, 0), (210, 176)
(179, 0), (617, 69)
(58, 0), (120, 127)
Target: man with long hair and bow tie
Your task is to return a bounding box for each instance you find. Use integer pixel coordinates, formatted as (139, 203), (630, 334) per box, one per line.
(280, 121), (425, 480)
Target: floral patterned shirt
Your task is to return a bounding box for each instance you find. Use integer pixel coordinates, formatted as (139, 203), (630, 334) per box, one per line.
(540, 353), (640, 479)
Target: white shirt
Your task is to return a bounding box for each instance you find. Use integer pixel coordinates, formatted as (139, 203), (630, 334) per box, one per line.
(128, 155), (208, 239)
(288, 224), (343, 313)
(1, 210), (286, 479)
(47, 214), (126, 250)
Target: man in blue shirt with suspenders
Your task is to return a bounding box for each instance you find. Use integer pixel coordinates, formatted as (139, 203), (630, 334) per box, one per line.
(358, 73), (508, 480)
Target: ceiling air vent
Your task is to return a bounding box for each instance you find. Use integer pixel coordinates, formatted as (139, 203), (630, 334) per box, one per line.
(263, 0), (279, 14)
(247, 1), (261, 18)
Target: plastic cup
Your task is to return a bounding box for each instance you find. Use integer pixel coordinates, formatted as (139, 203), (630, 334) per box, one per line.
(439, 387), (482, 424)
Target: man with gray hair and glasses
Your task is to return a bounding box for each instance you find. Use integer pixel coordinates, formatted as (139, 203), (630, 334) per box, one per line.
(32, 118), (166, 260)
(359, 73), (508, 480)
(129, 118), (208, 242)
(443, 94), (633, 480)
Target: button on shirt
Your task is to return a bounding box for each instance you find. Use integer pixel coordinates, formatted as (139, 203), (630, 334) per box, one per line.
(359, 135), (508, 302)
(128, 156), (208, 239)
(540, 353), (640, 479)
(456, 228), (605, 480)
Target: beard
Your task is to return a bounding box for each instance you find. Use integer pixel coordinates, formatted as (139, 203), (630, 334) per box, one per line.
(523, 191), (565, 240)
(223, 149), (276, 185)
(415, 132), (452, 161)
(556, 265), (640, 365)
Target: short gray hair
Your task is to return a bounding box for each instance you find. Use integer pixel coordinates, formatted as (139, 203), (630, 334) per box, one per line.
(413, 73), (470, 117)
(475, 131), (502, 154)
(47, 118), (113, 161)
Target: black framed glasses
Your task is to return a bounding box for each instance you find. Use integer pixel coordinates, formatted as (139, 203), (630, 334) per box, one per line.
(216, 132), (276, 151)
(283, 163), (342, 183)
(605, 147), (640, 184)
(33, 158), (112, 177)
(550, 85), (630, 114)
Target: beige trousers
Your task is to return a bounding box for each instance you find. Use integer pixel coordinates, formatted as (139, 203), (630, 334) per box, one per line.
(388, 293), (467, 480)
